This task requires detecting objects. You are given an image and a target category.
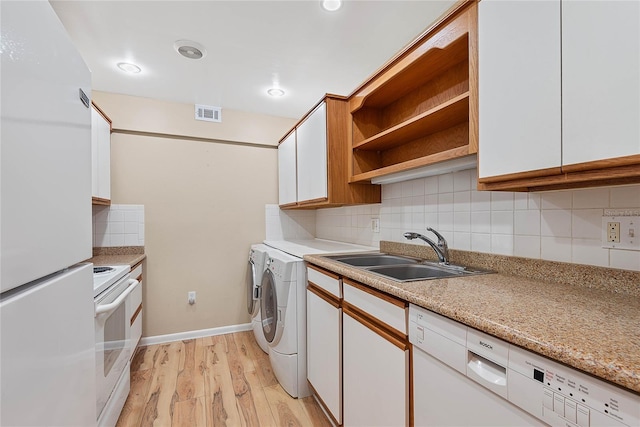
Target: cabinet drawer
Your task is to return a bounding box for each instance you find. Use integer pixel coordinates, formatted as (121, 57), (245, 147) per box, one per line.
(343, 279), (406, 335)
(307, 265), (341, 298)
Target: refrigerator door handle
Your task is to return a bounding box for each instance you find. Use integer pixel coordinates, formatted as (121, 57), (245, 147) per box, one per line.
(95, 279), (139, 317)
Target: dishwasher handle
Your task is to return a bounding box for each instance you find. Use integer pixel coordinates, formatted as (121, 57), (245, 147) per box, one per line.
(466, 350), (508, 399)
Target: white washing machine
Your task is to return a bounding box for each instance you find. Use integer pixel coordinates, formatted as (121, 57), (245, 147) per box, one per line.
(260, 248), (309, 398)
(247, 244), (269, 354)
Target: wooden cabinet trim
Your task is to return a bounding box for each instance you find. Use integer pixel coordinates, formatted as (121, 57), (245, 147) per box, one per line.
(130, 303), (142, 326)
(307, 382), (343, 427)
(343, 278), (406, 309)
(306, 263), (340, 280)
(91, 196), (111, 206)
(343, 303), (408, 351)
(562, 154), (640, 173)
(308, 282), (340, 309)
(477, 166), (563, 184)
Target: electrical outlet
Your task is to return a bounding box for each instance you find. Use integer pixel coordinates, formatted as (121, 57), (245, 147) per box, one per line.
(188, 291), (196, 305)
(371, 218), (380, 233)
(607, 222), (620, 243)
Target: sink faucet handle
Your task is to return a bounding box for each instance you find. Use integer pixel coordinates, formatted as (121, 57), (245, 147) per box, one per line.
(427, 227), (449, 256)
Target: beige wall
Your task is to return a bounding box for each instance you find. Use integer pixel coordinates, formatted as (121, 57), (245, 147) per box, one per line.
(94, 92), (296, 337)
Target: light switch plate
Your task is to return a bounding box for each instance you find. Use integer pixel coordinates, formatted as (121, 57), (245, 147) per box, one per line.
(602, 215), (640, 250)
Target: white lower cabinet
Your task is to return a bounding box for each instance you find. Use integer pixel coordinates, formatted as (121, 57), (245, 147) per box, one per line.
(306, 288), (341, 424)
(343, 311), (409, 426)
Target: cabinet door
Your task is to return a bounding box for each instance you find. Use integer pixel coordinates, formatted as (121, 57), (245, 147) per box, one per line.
(343, 311), (408, 426)
(562, 1), (640, 166)
(478, 0), (562, 179)
(307, 288), (341, 424)
(296, 102), (327, 202)
(278, 131), (297, 205)
(91, 106), (111, 200)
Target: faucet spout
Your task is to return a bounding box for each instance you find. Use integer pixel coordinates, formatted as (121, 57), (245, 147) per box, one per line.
(403, 229), (449, 264)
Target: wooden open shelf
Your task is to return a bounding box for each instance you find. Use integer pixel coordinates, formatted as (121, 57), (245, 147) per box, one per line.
(353, 92), (469, 152)
(348, 1), (478, 183)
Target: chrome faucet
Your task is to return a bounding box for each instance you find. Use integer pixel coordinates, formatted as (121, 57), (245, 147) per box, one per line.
(403, 227), (450, 265)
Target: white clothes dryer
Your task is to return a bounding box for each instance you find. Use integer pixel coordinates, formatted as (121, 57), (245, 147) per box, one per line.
(247, 244), (269, 354)
(260, 248), (309, 398)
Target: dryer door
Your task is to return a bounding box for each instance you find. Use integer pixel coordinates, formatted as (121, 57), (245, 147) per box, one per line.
(260, 268), (277, 343)
(246, 258), (257, 315)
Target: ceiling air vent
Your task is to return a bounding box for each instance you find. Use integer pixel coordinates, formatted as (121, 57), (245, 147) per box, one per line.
(195, 104), (222, 123)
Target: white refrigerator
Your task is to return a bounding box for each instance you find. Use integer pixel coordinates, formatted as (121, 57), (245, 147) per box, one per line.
(1, 1), (96, 426)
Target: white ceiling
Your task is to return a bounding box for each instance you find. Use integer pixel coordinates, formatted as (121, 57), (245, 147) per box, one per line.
(51, 0), (456, 119)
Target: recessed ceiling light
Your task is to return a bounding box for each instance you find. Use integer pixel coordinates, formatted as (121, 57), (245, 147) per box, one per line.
(174, 40), (207, 60)
(321, 0), (342, 12)
(117, 62), (141, 74)
(267, 88), (285, 97)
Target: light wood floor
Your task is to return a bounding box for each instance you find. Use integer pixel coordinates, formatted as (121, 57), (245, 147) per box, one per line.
(116, 331), (331, 427)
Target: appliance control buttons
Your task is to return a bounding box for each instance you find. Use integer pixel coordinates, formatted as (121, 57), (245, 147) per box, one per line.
(554, 393), (565, 416)
(543, 388), (554, 410)
(565, 398), (577, 423)
(577, 404), (590, 427)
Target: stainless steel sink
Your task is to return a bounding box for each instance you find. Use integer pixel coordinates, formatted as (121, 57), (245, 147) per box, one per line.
(325, 252), (493, 282)
(327, 253), (420, 267)
(367, 264), (464, 281)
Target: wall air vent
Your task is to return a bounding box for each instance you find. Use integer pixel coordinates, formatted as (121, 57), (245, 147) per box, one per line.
(195, 104), (222, 123)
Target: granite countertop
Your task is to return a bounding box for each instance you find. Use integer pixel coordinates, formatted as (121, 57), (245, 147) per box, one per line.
(86, 246), (146, 268)
(304, 242), (640, 394)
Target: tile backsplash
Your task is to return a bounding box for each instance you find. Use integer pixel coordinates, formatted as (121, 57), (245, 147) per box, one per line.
(308, 168), (640, 272)
(92, 204), (145, 247)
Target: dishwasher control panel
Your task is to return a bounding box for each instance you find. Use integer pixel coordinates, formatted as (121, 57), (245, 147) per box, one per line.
(409, 304), (640, 427)
(510, 345), (640, 427)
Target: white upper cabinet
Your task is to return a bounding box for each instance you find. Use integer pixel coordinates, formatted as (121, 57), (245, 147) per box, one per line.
(91, 104), (111, 203)
(479, 0), (640, 189)
(296, 102), (328, 203)
(561, 0), (640, 167)
(278, 131), (297, 206)
(478, 0), (562, 179)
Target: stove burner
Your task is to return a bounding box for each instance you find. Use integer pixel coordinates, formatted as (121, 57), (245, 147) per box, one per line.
(93, 266), (115, 274)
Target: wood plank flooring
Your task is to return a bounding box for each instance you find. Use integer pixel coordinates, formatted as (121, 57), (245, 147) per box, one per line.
(116, 331), (332, 427)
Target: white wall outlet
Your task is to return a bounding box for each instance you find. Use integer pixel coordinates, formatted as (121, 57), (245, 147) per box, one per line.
(607, 222), (620, 243)
(602, 215), (640, 250)
(371, 218), (380, 233)
(188, 291), (196, 305)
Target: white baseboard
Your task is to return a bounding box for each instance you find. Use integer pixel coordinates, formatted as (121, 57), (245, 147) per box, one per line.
(139, 322), (252, 346)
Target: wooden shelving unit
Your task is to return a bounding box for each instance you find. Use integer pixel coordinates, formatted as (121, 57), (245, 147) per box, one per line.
(348, 1), (478, 183)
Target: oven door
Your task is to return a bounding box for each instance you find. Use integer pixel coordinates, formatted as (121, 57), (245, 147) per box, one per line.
(94, 275), (137, 420)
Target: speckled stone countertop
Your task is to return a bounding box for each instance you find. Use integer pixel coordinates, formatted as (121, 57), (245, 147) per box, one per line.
(304, 241), (640, 394)
(86, 246), (146, 268)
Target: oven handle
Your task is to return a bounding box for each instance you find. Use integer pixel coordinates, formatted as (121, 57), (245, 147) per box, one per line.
(95, 279), (139, 317)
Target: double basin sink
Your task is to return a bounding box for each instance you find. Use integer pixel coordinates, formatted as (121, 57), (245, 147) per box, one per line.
(326, 253), (493, 282)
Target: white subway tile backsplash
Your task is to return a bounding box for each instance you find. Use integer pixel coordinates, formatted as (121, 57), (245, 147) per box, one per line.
(93, 204), (145, 248)
(471, 211), (491, 234)
(541, 237), (572, 263)
(491, 211), (514, 235)
(541, 209), (572, 238)
(610, 249), (640, 271)
(491, 192), (514, 211)
(610, 185), (640, 208)
(272, 169), (640, 271)
(514, 210), (541, 236)
(571, 209), (604, 239)
(572, 238), (609, 267)
(491, 234), (514, 255)
(514, 235), (541, 259)
(471, 233), (491, 253)
(573, 188), (609, 209)
(541, 191), (572, 210)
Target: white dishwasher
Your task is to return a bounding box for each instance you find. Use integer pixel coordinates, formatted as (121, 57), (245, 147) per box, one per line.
(409, 304), (640, 427)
